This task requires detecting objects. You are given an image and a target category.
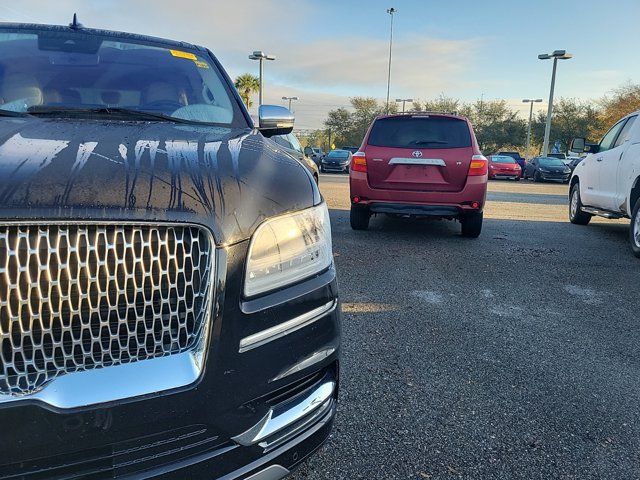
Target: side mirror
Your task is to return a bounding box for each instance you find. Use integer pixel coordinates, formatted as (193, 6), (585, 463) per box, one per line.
(585, 143), (600, 154)
(258, 105), (294, 137)
(304, 146), (313, 155)
(570, 137), (585, 153)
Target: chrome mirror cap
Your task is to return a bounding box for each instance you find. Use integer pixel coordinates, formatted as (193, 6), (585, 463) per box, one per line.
(258, 105), (294, 137)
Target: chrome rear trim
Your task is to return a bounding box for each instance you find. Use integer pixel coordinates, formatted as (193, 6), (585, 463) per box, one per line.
(238, 300), (336, 353)
(232, 374), (336, 446)
(389, 157), (446, 166)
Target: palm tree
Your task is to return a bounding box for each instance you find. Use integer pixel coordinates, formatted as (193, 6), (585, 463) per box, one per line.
(234, 74), (260, 109)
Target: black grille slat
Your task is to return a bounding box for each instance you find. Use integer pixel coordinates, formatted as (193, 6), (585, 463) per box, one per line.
(0, 224), (212, 396)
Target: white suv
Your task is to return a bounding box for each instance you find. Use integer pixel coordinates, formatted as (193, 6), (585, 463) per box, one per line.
(569, 111), (640, 257)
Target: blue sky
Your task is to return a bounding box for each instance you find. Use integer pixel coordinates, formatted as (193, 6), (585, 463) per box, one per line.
(1, 0), (638, 128)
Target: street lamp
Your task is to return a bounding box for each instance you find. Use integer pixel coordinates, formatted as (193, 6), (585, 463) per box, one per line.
(522, 98), (543, 160)
(385, 7), (396, 114)
(395, 98), (413, 113)
(282, 96), (299, 111)
(249, 50), (276, 106)
(538, 50), (572, 156)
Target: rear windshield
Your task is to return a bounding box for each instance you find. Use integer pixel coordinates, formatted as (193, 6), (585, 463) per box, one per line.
(0, 29), (245, 126)
(368, 116), (472, 149)
(491, 156), (516, 164)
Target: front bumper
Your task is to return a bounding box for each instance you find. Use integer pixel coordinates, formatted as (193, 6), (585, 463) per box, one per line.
(321, 162), (349, 172)
(0, 241), (341, 479)
(539, 172), (571, 182)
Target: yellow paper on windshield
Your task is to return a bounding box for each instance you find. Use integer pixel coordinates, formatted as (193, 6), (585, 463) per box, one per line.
(170, 50), (197, 60)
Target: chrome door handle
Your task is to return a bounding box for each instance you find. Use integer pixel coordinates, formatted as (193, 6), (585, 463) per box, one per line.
(596, 157), (603, 162)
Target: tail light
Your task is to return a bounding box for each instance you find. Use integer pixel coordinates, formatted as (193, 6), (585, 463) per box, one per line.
(468, 155), (488, 176)
(351, 152), (367, 173)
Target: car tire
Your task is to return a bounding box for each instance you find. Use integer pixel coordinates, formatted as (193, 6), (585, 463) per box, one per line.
(630, 198), (640, 258)
(514, 177), (520, 182)
(533, 171), (541, 182)
(569, 183), (592, 225)
(461, 211), (483, 238)
(350, 206), (370, 231)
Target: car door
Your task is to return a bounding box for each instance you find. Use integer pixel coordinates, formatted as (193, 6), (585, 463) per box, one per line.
(612, 115), (639, 211)
(590, 118), (628, 207)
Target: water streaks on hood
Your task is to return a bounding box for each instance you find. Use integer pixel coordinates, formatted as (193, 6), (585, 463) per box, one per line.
(0, 117), (318, 244)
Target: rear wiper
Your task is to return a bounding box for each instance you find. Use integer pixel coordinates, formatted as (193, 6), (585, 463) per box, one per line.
(411, 140), (448, 146)
(27, 106), (194, 124)
(0, 109), (30, 117)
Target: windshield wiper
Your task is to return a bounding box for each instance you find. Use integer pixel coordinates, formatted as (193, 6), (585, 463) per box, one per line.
(27, 106), (194, 124)
(0, 109), (30, 117)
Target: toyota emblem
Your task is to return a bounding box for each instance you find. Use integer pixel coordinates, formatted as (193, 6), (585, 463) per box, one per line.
(412, 151), (423, 158)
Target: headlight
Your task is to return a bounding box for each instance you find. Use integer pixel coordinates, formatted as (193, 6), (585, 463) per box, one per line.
(244, 203), (333, 297)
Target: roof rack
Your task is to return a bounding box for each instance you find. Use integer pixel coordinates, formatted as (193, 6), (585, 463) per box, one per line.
(398, 110), (459, 116)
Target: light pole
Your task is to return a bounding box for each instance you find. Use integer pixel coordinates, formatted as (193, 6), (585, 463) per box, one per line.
(395, 98), (413, 113)
(522, 98), (543, 160)
(385, 7), (396, 114)
(282, 96), (299, 111)
(538, 50), (572, 156)
(249, 50), (275, 106)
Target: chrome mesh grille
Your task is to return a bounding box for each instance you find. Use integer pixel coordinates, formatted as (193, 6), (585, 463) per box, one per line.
(0, 224), (213, 396)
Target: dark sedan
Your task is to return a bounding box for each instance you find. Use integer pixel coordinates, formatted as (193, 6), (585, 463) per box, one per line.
(0, 21), (339, 480)
(321, 149), (352, 173)
(524, 156), (572, 183)
(274, 133), (320, 183)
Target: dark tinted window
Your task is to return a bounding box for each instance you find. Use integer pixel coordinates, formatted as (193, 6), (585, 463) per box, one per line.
(368, 116), (471, 149)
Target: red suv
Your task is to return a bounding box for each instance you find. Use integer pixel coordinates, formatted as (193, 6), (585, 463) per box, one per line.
(349, 113), (488, 237)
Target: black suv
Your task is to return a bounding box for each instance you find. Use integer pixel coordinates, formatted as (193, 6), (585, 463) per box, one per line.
(0, 22), (340, 479)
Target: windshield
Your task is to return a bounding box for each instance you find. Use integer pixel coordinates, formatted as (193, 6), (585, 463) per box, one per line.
(538, 157), (566, 167)
(491, 156), (516, 164)
(368, 116), (472, 149)
(0, 30), (245, 126)
(327, 150), (349, 159)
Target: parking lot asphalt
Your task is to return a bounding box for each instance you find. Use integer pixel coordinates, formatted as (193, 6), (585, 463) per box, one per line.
(292, 175), (639, 479)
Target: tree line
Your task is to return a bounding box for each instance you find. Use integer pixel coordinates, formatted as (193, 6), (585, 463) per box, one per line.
(298, 82), (640, 156)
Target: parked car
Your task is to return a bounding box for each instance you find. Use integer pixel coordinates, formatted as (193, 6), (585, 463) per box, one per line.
(341, 145), (359, 154)
(304, 146), (325, 165)
(349, 113), (488, 237)
(274, 133), (320, 183)
(0, 22), (340, 479)
(569, 111), (640, 257)
(524, 156), (571, 183)
(488, 155), (521, 180)
(321, 149), (352, 173)
(497, 150), (526, 175)
(567, 156), (584, 173)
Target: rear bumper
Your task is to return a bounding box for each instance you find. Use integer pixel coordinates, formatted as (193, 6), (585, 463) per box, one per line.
(349, 171), (487, 213)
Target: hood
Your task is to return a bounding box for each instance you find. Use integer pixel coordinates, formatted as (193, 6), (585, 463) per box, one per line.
(0, 117), (320, 245)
